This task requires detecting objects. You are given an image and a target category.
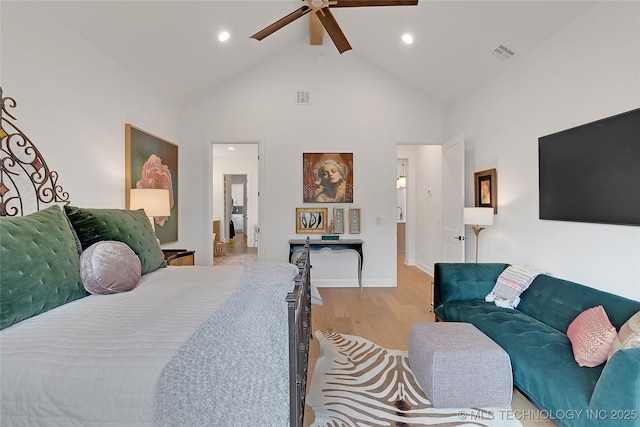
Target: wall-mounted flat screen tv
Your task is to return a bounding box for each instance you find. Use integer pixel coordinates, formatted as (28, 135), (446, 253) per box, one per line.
(539, 108), (640, 226)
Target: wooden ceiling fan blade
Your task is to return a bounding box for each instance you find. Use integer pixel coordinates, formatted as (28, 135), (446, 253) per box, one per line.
(309, 13), (323, 46)
(331, 0), (418, 7)
(250, 6), (311, 40)
(316, 9), (352, 54)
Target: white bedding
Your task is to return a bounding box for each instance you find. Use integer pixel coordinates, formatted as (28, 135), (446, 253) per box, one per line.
(0, 265), (245, 426)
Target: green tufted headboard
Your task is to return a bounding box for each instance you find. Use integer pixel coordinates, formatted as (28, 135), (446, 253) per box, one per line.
(0, 87), (84, 329)
(0, 206), (87, 329)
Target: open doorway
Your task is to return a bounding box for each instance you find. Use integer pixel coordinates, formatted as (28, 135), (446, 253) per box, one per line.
(211, 142), (259, 265)
(225, 175), (252, 254)
(396, 158), (408, 258)
(395, 143), (444, 275)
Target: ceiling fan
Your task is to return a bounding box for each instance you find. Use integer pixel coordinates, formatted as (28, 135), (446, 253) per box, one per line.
(251, 0), (419, 54)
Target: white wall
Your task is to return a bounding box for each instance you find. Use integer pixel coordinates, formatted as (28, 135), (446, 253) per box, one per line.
(1, 3), (444, 285)
(180, 41), (444, 286)
(447, 1), (640, 300)
(9, 1), (636, 299)
(1, 2), (178, 217)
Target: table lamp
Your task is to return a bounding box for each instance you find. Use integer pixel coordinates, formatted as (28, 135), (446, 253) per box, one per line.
(129, 189), (170, 232)
(463, 207), (494, 262)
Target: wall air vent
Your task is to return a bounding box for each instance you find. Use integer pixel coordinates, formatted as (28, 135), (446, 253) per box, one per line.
(492, 44), (516, 62)
(296, 91), (310, 105)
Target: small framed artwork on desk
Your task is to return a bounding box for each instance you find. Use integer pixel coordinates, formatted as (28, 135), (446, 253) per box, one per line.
(333, 208), (345, 234)
(349, 207), (361, 234)
(296, 207), (328, 234)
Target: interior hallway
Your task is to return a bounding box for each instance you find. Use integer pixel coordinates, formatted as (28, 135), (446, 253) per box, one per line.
(225, 232), (256, 254)
(213, 231), (257, 265)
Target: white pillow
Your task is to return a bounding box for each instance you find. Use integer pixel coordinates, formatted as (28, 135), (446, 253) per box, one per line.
(486, 265), (547, 309)
(80, 241), (142, 295)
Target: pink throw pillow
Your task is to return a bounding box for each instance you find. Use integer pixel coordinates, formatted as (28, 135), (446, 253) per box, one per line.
(567, 306), (617, 367)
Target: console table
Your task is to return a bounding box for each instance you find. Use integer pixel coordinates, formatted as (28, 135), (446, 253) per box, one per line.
(288, 239), (364, 291)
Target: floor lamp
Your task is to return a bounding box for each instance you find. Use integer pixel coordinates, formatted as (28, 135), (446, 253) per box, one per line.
(463, 207), (494, 262)
(129, 189), (170, 233)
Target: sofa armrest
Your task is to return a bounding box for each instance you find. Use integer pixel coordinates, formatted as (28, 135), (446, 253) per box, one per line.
(590, 348), (640, 421)
(433, 263), (509, 308)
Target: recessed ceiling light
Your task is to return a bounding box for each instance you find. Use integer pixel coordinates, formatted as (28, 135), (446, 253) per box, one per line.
(227, 146), (235, 150)
(218, 31), (230, 42)
(402, 33), (414, 45)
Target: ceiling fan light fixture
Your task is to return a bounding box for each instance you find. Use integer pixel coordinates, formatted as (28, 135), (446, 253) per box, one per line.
(251, 0), (418, 54)
(402, 33), (414, 45)
(218, 31), (230, 42)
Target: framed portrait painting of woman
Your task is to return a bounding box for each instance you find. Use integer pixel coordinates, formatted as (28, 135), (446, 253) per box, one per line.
(303, 153), (353, 203)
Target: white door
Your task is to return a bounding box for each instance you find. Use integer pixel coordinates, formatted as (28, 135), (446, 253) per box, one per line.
(442, 134), (465, 262)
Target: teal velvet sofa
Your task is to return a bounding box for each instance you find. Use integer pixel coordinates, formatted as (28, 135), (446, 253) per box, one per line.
(433, 263), (640, 427)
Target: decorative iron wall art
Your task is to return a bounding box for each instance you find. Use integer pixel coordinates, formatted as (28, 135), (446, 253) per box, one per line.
(0, 86), (70, 217)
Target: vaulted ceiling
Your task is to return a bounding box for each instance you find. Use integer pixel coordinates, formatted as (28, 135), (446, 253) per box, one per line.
(34, 1), (597, 106)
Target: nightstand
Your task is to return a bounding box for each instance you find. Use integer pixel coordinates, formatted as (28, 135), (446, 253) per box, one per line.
(162, 249), (195, 266)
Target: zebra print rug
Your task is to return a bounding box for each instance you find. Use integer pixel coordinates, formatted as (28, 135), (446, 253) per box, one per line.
(307, 331), (523, 427)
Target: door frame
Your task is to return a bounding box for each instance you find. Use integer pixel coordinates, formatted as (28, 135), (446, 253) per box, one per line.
(207, 139), (263, 264)
(441, 134), (466, 263)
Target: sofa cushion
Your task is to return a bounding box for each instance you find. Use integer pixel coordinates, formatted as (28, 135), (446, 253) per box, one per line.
(518, 274), (640, 333)
(80, 241), (142, 294)
(433, 263), (509, 307)
(591, 347), (640, 422)
(435, 300), (602, 414)
(608, 311), (640, 360)
(0, 205), (86, 329)
(63, 205), (165, 275)
(567, 306), (616, 367)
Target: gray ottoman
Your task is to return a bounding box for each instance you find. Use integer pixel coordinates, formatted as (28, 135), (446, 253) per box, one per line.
(408, 322), (512, 408)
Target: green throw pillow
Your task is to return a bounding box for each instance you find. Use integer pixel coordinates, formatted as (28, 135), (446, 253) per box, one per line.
(0, 205), (86, 330)
(63, 205), (166, 275)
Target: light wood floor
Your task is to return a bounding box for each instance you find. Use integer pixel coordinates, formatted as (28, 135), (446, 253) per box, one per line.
(303, 254), (554, 427)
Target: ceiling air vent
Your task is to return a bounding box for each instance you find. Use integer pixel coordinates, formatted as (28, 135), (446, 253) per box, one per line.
(492, 44), (516, 62)
(296, 91), (310, 105)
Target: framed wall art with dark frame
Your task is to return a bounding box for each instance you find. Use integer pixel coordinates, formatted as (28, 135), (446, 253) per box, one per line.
(474, 168), (497, 214)
(349, 207), (361, 234)
(296, 207), (328, 234)
(125, 124), (178, 244)
(333, 207), (345, 234)
(302, 152), (354, 203)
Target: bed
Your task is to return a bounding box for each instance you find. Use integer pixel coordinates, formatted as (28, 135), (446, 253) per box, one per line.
(0, 86), (312, 426)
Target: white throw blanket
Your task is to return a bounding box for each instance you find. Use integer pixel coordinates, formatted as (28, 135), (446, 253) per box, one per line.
(156, 262), (298, 426)
(486, 265), (548, 308)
